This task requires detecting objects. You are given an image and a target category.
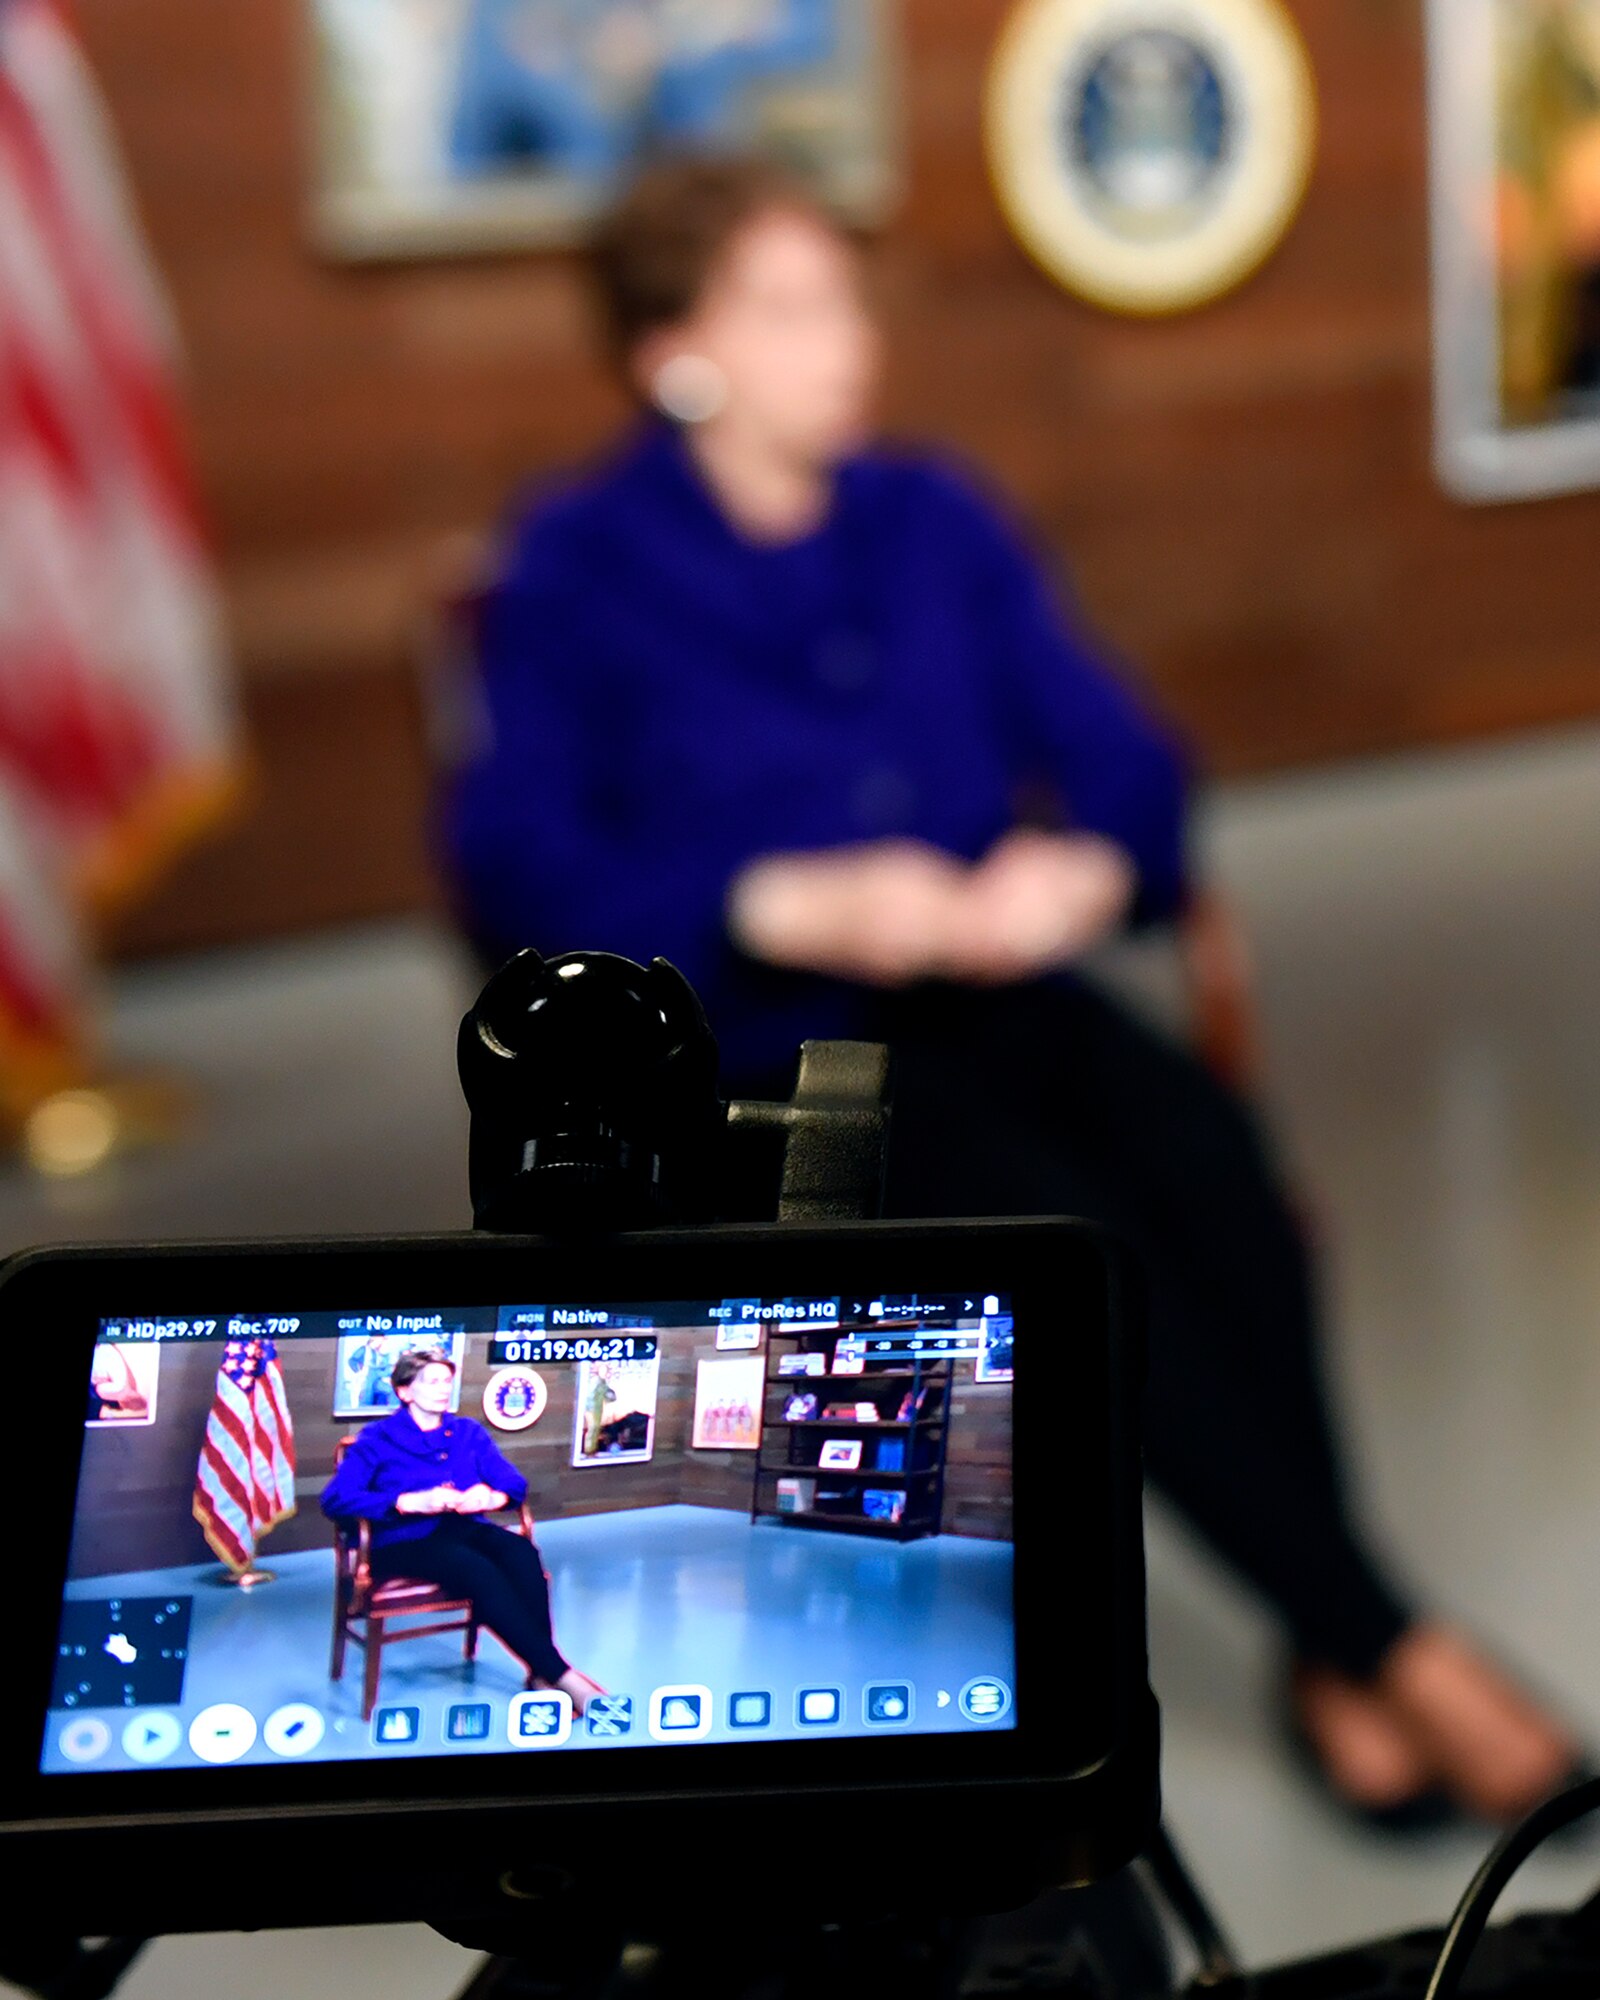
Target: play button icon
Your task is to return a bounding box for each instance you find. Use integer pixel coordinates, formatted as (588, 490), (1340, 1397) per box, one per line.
(936, 1690), (951, 1709)
(122, 1712), (182, 1764)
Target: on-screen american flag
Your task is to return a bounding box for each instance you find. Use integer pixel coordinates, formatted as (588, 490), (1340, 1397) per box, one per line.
(192, 1337), (296, 1574)
(0, 0), (237, 1122)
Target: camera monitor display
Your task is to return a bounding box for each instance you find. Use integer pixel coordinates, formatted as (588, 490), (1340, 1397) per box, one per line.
(45, 1290), (1017, 1775)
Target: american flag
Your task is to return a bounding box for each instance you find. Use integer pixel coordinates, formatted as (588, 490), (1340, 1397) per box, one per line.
(0, 0), (236, 1122)
(192, 1337), (296, 1574)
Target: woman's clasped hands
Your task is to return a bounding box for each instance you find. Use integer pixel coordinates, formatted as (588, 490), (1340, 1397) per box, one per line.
(393, 1482), (507, 1517)
(728, 829), (1137, 988)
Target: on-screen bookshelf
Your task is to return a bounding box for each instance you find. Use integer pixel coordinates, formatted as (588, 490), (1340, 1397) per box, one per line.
(750, 1325), (952, 1542)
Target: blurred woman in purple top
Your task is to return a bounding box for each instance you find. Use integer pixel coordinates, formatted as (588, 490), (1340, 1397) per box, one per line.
(440, 158), (1579, 1825)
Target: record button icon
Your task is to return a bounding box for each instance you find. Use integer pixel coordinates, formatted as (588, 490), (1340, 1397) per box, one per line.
(58, 1716), (111, 1764)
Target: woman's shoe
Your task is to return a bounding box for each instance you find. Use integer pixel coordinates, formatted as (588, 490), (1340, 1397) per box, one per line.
(554, 1667), (607, 1717)
(1375, 1625), (1586, 1826)
(1283, 1663), (1460, 1836)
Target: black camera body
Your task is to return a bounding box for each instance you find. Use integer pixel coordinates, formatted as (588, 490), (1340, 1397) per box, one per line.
(4, 1219), (1156, 1937)
(0, 952), (1161, 1951)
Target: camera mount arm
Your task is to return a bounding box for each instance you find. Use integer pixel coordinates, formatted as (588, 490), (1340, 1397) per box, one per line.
(457, 948), (891, 1232)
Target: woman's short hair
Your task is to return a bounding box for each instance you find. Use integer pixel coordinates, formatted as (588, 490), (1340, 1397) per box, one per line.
(391, 1348), (457, 1395)
(589, 154), (836, 362)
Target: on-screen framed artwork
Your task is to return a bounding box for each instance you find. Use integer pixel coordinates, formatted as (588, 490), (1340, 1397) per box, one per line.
(333, 1331), (466, 1418)
(715, 1320), (763, 1351)
(571, 1353), (660, 1465)
(307, 0), (899, 260)
(1428, 0), (1600, 499)
(691, 1354), (763, 1450)
(975, 1313), (1015, 1385)
(85, 1341), (161, 1428)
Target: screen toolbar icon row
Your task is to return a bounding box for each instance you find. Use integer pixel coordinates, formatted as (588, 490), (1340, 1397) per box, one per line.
(55, 1677), (1011, 1765)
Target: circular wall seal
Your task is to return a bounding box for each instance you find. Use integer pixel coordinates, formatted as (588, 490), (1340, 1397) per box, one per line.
(986, 0), (1316, 314)
(483, 1365), (548, 1432)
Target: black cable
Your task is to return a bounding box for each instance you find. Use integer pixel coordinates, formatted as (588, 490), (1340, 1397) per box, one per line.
(1423, 1775), (1600, 2000)
(1144, 1823), (1242, 1985)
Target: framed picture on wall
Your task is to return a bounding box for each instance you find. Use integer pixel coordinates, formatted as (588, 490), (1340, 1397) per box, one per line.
(691, 1355), (764, 1451)
(572, 1354), (660, 1466)
(86, 1341), (160, 1427)
(333, 1331), (466, 1418)
(715, 1322), (763, 1351)
(975, 1315), (1015, 1385)
(1427, 0), (1600, 498)
(307, 0), (900, 261)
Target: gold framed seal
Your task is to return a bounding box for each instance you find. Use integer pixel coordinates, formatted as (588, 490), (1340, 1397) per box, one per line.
(986, 0), (1317, 314)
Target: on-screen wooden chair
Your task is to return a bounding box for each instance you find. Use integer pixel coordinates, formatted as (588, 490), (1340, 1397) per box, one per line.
(328, 1434), (539, 1723)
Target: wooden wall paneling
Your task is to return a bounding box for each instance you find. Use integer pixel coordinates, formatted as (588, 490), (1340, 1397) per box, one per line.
(944, 1381), (1014, 1540)
(69, 1333), (1010, 1579)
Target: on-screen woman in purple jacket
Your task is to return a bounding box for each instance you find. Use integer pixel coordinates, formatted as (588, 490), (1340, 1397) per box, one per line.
(323, 1349), (602, 1713)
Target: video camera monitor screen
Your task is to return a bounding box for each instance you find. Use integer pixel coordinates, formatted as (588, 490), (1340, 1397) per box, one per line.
(53, 1293), (1017, 1771)
(3, 1222), (1154, 1930)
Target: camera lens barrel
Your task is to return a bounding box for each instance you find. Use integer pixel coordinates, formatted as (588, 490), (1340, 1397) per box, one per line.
(458, 949), (724, 1231)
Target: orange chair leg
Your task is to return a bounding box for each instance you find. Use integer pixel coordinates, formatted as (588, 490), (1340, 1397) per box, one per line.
(331, 1604), (348, 1682)
(465, 1619), (479, 1662)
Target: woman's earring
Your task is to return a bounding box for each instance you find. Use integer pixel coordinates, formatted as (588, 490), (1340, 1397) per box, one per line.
(650, 353), (729, 425)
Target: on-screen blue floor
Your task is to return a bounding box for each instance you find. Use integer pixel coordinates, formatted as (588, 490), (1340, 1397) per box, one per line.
(49, 1504), (1014, 1771)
